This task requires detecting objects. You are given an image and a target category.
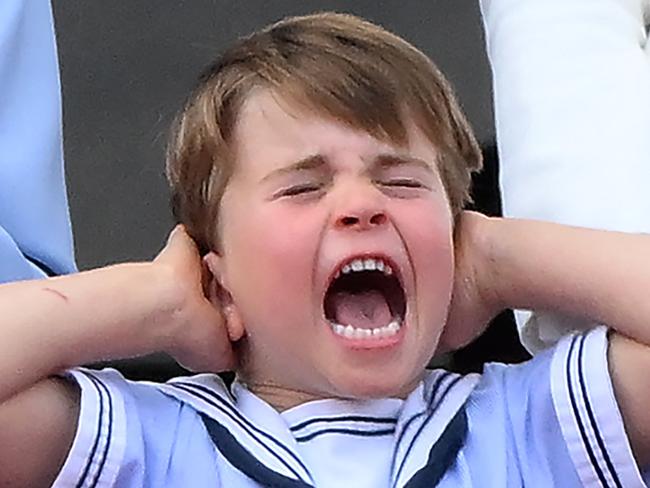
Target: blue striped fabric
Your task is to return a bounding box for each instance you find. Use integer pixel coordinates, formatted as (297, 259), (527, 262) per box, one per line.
(52, 327), (647, 487)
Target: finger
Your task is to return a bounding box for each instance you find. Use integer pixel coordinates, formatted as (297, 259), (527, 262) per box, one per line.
(174, 321), (238, 373)
(162, 224), (184, 249)
(156, 225), (200, 265)
(175, 346), (237, 374)
(201, 257), (217, 299)
(155, 225), (182, 260)
(166, 225), (195, 253)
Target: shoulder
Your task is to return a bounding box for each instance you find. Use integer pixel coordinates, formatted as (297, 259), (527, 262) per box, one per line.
(457, 327), (647, 487)
(52, 368), (227, 488)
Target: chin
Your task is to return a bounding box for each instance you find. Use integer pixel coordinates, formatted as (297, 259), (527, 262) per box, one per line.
(326, 368), (422, 400)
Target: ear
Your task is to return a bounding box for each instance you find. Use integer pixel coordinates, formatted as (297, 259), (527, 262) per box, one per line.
(203, 251), (246, 342)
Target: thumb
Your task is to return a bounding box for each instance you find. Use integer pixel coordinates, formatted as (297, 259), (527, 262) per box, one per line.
(156, 225), (199, 264)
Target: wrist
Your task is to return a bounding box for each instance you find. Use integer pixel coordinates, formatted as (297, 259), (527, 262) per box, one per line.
(137, 261), (192, 354)
(56, 262), (185, 368)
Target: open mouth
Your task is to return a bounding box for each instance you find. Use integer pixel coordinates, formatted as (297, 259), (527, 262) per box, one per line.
(323, 256), (406, 341)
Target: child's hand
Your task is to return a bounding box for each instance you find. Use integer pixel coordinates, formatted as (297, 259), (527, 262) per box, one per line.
(438, 211), (502, 353)
(154, 226), (238, 373)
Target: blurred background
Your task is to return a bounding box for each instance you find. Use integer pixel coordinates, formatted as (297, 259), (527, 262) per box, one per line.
(52, 0), (528, 379)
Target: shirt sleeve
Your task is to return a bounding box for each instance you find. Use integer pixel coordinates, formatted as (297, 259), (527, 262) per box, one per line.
(0, 225), (48, 282)
(479, 327), (647, 487)
(51, 368), (222, 488)
(550, 327), (647, 487)
(0, 0), (76, 283)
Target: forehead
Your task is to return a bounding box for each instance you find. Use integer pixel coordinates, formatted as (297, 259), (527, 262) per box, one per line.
(231, 90), (440, 178)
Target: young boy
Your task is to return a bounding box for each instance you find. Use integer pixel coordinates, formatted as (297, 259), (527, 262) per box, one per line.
(1, 12), (649, 487)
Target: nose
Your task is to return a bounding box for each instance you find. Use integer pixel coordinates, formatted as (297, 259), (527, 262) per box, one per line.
(333, 188), (388, 231)
(336, 211), (387, 230)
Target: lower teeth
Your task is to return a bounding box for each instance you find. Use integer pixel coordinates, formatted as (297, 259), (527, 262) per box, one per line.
(331, 320), (401, 339)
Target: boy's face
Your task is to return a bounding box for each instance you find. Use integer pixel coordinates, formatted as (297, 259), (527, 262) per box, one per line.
(211, 90), (454, 402)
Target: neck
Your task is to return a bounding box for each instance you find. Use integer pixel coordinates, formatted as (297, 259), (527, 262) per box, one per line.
(239, 376), (419, 412)
(242, 379), (329, 411)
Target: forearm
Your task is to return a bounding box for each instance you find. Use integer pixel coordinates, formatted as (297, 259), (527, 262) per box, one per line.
(0, 263), (180, 403)
(485, 218), (650, 342)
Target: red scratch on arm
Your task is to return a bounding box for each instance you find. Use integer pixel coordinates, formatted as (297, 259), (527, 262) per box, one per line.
(43, 287), (69, 303)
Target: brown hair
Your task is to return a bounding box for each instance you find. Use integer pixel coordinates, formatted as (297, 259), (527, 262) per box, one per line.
(166, 12), (482, 253)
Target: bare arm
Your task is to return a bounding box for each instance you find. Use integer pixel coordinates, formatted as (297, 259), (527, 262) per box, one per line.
(0, 227), (234, 486)
(0, 263), (180, 404)
(478, 215), (650, 465)
(0, 378), (79, 487)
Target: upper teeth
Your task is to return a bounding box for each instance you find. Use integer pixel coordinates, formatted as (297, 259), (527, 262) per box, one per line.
(338, 258), (392, 278)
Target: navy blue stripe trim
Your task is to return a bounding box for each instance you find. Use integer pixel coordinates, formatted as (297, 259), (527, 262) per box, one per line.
(395, 376), (463, 483)
(200, 413), (313, 488)
(290, 415), (397, 432)
(391, 372), (451, 466)
(171, 383), (312, 483)
(566, 334), (609, 487)
(173, 382), (311, 481)
(395, 373), (462, 483)
(577, 332), (623, 488)
(87, 375), (114, 488)
(75, 372), (105, 488)
(295, 427), (395, 443)
(22, 253), (58, 277)
(403, 407), (468, 488)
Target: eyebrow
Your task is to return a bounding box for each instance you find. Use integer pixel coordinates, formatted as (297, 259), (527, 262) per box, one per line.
(261, 154), (327, 184)
(373, 153), (435, 174)
(261, 152), (434, 184)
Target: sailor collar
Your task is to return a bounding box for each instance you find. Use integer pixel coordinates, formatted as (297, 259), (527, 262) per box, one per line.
(155, 369), (480, 487)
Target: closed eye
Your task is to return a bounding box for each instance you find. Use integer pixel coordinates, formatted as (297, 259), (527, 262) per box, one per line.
(276, 183), (323, 198)
(379, 179), (428, 189)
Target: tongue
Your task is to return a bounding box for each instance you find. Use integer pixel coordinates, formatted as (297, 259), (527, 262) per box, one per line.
(332, 289), (392, 329)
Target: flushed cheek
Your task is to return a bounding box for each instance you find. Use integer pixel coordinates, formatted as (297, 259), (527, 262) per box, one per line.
(414, 250), (453, 325)
(411, 218), (453, 290)
(255, 207), (322, 275)
(401, 208), (454, 329)
(226, 208), (323, 322)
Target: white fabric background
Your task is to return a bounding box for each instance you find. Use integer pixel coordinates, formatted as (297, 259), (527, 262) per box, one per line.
(480, 0), (650, 352)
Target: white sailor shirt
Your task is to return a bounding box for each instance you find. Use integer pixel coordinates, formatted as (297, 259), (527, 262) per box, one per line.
(52, 327), (648, 487)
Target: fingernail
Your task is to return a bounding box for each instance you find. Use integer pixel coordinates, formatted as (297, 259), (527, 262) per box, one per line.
(167, 225), (181, 244)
